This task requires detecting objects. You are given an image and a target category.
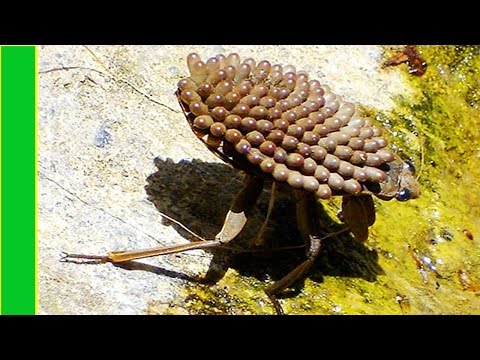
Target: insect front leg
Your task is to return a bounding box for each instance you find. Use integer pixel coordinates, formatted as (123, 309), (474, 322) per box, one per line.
(62, 174), (264, 264)
(340, 195), (376, 242)
(199, 174), (265, 283)
(215, 174), (264, 244)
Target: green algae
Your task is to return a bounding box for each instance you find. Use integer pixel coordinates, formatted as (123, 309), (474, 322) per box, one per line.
(178, 46), (480, 315)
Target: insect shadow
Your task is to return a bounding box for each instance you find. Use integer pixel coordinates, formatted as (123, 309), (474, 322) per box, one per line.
(142, 157), (384, 299)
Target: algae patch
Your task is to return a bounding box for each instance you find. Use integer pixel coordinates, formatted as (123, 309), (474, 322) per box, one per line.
(362, 45), (480, 314)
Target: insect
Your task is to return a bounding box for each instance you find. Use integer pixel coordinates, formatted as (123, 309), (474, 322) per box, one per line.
(63, 53), (420, 314)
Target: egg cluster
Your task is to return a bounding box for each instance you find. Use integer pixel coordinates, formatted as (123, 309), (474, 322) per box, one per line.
(177, 53), (396, 199)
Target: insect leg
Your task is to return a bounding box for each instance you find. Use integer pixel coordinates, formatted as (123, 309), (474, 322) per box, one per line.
(250, 181), (277, 247)
(340, 195), (375, 242)
(215, 174), (264, 244)
(62, 174), (264, 263)
(265, 190), (322, 314)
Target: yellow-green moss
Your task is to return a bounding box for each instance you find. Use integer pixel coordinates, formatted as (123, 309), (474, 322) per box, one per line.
(178, 46), (480, 315)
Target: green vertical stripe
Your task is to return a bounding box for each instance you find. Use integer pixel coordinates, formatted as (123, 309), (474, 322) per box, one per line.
(1, 46), (36, 315)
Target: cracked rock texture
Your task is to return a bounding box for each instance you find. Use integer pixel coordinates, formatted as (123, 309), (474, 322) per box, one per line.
(38, 45), (410, 314)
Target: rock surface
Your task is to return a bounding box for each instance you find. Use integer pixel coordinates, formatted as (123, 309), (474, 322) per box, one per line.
(38, 45), (412, 314)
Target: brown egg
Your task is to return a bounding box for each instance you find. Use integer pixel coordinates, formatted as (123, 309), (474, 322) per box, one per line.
(364, 139), (381, 153)
(274, 147), (287, 163)
(337, 161), (355, 178)
(359, 127), (374, 139)
(273, 164), (290, 182)
(364, 166), (387, 182)
(259, 141), (276, 156)
(348, 137), (365, 150)
(215, 80), (234, 95)
(246, 148), (264, 165)
(340, 126), (361, 137)
(189, 61), (208, 83)
(251, 84), (269, 97)
(240, 117), (257, 132)
(181, 89), (201, 104)
(250, 106), (268, 119)
(231, 103), (250, 117)
(334, 145), (354, 160)
(287, 124), (305, 138)
(296, 117), (317, 131)
(329, 132), (351, 145)
(365, 153), (384, 167)
(267, 107), (283, 120)
(323, 154), (341, 171)
(303, 176), (320, 192)
(224, 114), (242, 129)
(193, 115), (213, 129)
(343, 179), (362, 195)
(353, 166), (368, 182)
(314, 165), (330, 182)
(272, 119), (289, 132)
(350, 151), (367, 165)
(246, 131), (265, 146)
(316, 184), (333, 199)
(206, 94), (224, 109)
(313, 124), (330, 136)
(287, 171), (304, 188)
(260, 158), (276, 173)
(310, 146), (327, 161)
(234, 63), (251, 82)
(190, 101), (209, 116)
(302, 158), (317, 175)
(286, 153), (305, 168)
(373, 137), (388, 148)
(318, 138), (338, 152)
(328, 173), (344, 191)
(282, 135), (299, 150)
(260, 96), (276, 108)
(297, 142), (311, 157)
(301, 131), (320, 145)
(225, 129), (243, 144)
(210, 122), (227, 137)
(177, 78), (196, 91)
(376, 148), (396, 162)
(235, 139), (251, 154)
(211, 106), (229, 121)
(266, 129), (285, 144)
